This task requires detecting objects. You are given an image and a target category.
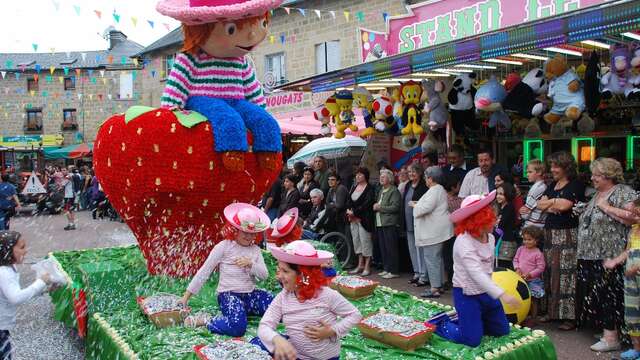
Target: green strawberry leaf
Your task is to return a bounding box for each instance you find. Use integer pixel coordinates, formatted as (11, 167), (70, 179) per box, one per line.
(174, 110), (208, 128)
(124, 106), (155, 124)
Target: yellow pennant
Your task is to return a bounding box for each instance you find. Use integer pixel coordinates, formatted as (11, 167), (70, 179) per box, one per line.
(49, 66), (55, 75)
(30, 90), (35, 97)
(102, 78), (107, 85)
(344, 11), (350, 21)
(59, 76), (63, 84)
(269, 35), (275, 44)
(131, 16), (138, 27)
(89, 94), (93, 100)
(133, 58), (139, 66)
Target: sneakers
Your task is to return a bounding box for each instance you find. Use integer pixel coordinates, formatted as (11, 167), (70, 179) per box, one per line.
(360, 270), (370, 276)
(381, 273), (400, 279)
(378, 271), (388, 276)
(348, 268), (363, 275)
(621, 349), (640, 360)
(590, 338), (621, 352)
(64, 224), (76, 231)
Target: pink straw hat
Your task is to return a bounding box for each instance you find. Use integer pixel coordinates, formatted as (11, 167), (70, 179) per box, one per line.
(449, 190), (496, 223)
(270, 208), (298, 238)
(156, 0), (284, 25)
(223, 203), (270, 233)
(270, 240), (334, 266)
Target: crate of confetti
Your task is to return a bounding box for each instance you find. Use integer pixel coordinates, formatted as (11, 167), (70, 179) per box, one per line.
(194, 340), (272, 360)
(136, 293), (188, 328)
(329, 275), (379, 299)
(357, 312), (436, 351)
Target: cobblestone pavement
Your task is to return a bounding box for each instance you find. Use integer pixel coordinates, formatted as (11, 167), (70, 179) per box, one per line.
(7, 211), (620, 359)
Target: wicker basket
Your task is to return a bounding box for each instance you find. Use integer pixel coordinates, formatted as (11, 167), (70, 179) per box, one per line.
(329, 276), (379, 299)
(137, 296), (188, 328)
(357, 313), (436, 351)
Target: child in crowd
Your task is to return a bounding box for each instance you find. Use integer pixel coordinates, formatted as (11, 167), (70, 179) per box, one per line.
(432, 191), (519, 347)
(495, 183), (518, 269)
(513, 226), (546, 327)
(252, 241), (362, 360)
(0, 231), (52, 360)
(443, 176), (463, 288)
(519, 160), (548, 229)
(181, 203), (273, 337)
(603, 199), (640, 360)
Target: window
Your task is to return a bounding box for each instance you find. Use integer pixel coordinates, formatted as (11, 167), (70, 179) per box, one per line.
(62, 109), (78, 131)
(315, 41), (341, 74)
(27, 78), (39, 92)
(162, 53), (175, 78)
(64, 77), (75, 90)
(119, 72), (133, 100)
(24, 109), (43, 133)
(265, 52), (286, 86)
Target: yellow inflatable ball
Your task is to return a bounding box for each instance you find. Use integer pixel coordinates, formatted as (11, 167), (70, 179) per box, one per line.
(492, 268), (531, 324)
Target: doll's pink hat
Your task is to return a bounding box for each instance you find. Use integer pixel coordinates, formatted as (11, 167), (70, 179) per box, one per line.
(224, 203), (270, 233)
(449, 190), (496, 223)
(270, 208), (298, 238)
(270, 240), (334, 266)
(157, 0), (284, 25)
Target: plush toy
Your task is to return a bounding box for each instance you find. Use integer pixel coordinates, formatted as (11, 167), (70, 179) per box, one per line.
(503, 68), (547, 119)
(156, 0), (284, 172)
(584, 51), (602, 114)
(543, 55), (585, 124)
(577, 113), (595, 135)
(448, 73), (477, 136)
(503, 72), (521, 93)
(601, 45), (632, 99)
(312, 104), (332, 136)
(628, 43), (640, 100)
(421, 79), (448, 132)
(391, 87), (404, 129)
(353, 87), (376, 138)
(523, 118), (542, 138)
(334, 90), (358, 139)
(399, 81), (424, 136)
(474, 76), (511, 129)
(324, 95), (340, 136)
(371, 95), (399, 134)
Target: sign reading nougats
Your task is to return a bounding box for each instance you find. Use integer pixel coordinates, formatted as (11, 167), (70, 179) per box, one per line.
(359, 0), (614, 63)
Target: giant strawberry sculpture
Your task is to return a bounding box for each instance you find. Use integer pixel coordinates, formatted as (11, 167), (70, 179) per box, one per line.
(93, 106), (281, 277)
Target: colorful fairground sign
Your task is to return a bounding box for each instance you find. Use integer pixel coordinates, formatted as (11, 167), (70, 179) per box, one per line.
(359, 0), (615, 63)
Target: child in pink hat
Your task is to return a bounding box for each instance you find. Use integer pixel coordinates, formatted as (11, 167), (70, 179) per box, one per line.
(431, 191), (520, 347)
(180, 203), (273, 337)
(156, 0), (283, 172)
(250, 241), (362, 360)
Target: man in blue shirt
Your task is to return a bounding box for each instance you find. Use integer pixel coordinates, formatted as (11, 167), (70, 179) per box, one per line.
(0, 174), (20, 230)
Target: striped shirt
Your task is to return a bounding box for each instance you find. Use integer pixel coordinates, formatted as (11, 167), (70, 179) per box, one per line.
(187, 240), (268, 295)
(258, 287), (362, 360)
(160, 52), (266, 109)
(452, 232), (504, 299)
(522, 180), (547, 228)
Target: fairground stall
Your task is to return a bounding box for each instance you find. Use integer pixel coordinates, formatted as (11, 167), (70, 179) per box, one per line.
(278, 0), (640, 183)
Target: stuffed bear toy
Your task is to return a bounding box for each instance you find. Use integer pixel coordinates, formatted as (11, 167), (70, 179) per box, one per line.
(399, 80), (425, 136)
(371, 95), (400, 135)
(584, 51), (602, 114)
(503, 68), (547, 119)
(422, 79), (449, 131)
(353, 87), (376, 137)
(628, 43), (640, 100)
(474, 76), (511, 129)
(601, 45), (632, 99)
(543, 55), (585, 124)
(447, 73), (477, 136)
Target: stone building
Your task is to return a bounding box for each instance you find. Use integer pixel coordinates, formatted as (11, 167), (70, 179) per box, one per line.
(135, 0), (420, 115)
(0, 29), (143, 146)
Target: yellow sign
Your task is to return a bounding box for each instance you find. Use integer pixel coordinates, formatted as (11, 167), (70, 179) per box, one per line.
(0, 134), (64, 148)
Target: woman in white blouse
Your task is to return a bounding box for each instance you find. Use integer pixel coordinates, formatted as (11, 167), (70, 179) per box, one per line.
(411, 166), (454, 298)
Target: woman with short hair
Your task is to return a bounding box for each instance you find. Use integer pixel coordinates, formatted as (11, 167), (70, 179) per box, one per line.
(374, 169), (402, 279)
(346, 167), (375, 276)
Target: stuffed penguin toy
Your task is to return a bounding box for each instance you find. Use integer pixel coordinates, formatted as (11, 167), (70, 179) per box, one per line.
(503, 68), (547, 118)
(448, 73), (477, 135)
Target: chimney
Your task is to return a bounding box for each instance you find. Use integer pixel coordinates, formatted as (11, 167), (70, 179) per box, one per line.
(108, 29), (127, 50)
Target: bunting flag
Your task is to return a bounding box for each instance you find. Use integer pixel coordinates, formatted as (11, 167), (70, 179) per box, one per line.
(35, 64), (41, 73)
(94, 10), (101, 19)
(58, 76), (64, 84)
(283, 7), (290, 14)
(113, 12), (121, 23)
(356, 11), (364, 22)
(49, 66), (56, 75)
(151, 70), (156, 78)
(329, 11), (336, 19)
(32, 43), (38, 52)
(63, 67), (69, 75)
(269, 35), (275, 44)
(100, 70), (105, 77)
(344, 11), (350, 21)
(280, 34), (286, 44)
(147, 20), (155, 28)
(314, 9), (321, 19)
(5, 60), (12, 69)
(297, 8), (305, 17)
(75, 68), (81, 76)
(73, 4), (80, 16)
(33, 74), (39, 82)
(383, 12), (389, 22)
(131, 16), (138, 27)
(0, 72), (5, 79)
(81, 53), (87, 62)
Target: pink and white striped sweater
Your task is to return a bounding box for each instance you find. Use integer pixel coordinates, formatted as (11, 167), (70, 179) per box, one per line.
(160, 52), (266, 109)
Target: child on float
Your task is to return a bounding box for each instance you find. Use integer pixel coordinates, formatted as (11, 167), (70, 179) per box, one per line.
(0, 231), (53, 360)
(513, 226), (546, 327)
(180, 203), (273, 337)
(251, 240), (362, 360)
(432, 191), (520, 347)
(603, 199), (640, 360)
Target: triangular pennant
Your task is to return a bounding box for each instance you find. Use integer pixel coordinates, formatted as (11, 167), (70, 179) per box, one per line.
(15, 73), (21, 81)
(269, 35), (275, 44)
(297, 8), (305, 17)
(329, 11), (336, 19)
(131, 16), (138, 27)
(91, 77), (97, 84)
(30, 90), (35, 97)
(75, 68), (81, 76)
(102, 78), (107, 85)
(5, 60), (13, 69)
(121, 56), (127, 65)
(280, 34), (286, 44)
(107, 55), (114, 64)
(73, 5), (81, 16)
(22, 172), (46, 195)
(100, 70), (105, 77)
(95, 54), (102, 63)
(283, 7), (290, 14)
(151, 70), (156, 78)
(63, 67), (69, 75)
(49, 66), (55, 75)
(383, 12), (389, 22)
(356, 11), (364, 22)
(133, 58), (139, 66)
(81, 53), (87, 62)
(147, 20), (155, 28)
(32, 43), (38, 52)
(58, 76), (63, 84)
(33, 74), (39, 82)
(113, 12), (121, 23)
(344, 11), (350, 21)
(0, 72), (5, 79)
(42, 91), (48, 97)
(314, 9), (321, 19)
(46, 75), (53, 83)
(107, 94), (112, 100)
(98, 94), (103, 101)
(35, 64), (41, 73)
(94, 10), (101, 19)
(163, 23), (170, 31)
(77, 93), (83, 100)
(52, 0), (60, 11)
(89, 94), (93, 100)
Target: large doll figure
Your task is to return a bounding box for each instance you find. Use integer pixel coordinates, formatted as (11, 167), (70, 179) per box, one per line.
(156, 0), (283, 172)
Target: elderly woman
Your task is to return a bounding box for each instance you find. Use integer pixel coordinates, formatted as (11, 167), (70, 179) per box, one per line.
(537, 151), (585, 331)
(576, 158), (638, 352)
(347, 167), (375, 276)
(374, 169), (402, 279)
(297, 167), (319, 219)
(402, 163), (428, 286)
(411, 166), (454, 298)
(302, 188), (327, 240)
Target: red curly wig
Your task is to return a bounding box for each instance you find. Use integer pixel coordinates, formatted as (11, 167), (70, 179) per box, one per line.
(181, 12), (271, 55)
(266, 224), (302, 247)
(218, 223), (263, 245)
(454, 206), (496, 238)
(289, 263), (329, 302)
